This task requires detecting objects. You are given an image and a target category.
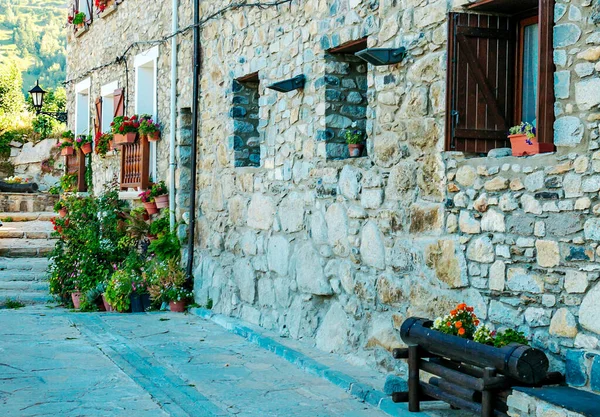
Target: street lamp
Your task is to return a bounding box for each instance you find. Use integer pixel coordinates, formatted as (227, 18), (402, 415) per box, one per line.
(28, 80), (68, 123)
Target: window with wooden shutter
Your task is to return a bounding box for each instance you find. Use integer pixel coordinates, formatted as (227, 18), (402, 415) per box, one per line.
(65, 150), (87, 192)
(94, 97), (102, 136)
(446, 0), (555, 153)
(113, 88), (124, 117)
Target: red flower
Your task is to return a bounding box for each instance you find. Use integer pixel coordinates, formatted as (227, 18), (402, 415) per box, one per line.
(119, 126), (124, 132)
(458, 328), (466, 336)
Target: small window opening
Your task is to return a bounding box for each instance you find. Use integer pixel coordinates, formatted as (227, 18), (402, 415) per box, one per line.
(232, 72), (261, 167)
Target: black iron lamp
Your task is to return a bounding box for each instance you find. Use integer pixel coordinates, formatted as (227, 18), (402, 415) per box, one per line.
(28, 80), (68, 123)
(355, 47), (407, 66)
(267, 74), (305, 93)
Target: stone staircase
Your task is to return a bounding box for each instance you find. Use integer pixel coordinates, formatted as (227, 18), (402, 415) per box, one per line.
(0, 211), (56, 306)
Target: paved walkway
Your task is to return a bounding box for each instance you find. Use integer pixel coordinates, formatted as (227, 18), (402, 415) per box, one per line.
(0, 307), (394, 417)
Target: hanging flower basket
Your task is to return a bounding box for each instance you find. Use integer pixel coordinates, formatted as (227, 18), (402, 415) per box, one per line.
(81, 142), (93, 154)
(147, 131), (160, 142)
(61, 146), (74, 156)
(155, 194), (169, 209)
(144, 201), (158, 215)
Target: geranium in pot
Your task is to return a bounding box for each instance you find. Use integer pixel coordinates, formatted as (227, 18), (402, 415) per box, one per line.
(345, 128), (365, 158)
(139, 189), (158, 215)
(58, 140), (74, 156)
(508, 122), (553, 156)
(74, 134), (93, 155)
(151, 181), (169, 209)
(69, 11), (87, 28)
(54, 200), (68, 218)
(147, 259), (192, 313)
(94, 132), (114, 157)
(111, 115), (139, 145)
(130, 275), (151, 313)
(138, 117), (161, 142)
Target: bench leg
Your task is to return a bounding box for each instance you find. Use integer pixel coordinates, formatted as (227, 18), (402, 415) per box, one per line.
(408, 344), (420, 412)
(481, 368), (496, 417)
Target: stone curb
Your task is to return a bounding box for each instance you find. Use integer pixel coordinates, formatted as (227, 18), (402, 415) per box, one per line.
(190, 307), (420, 417)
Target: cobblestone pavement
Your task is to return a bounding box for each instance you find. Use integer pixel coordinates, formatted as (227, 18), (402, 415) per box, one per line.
(0, 306), (396, 417)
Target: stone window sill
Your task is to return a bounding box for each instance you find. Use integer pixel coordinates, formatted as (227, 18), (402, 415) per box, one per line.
(118, 191), (141, 200)
(99, 4), (117, 18)
(445, 150), (558, 166)
(74, 26), (89, 38)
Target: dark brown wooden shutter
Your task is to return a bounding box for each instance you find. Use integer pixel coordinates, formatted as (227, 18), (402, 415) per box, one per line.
(94, 97), (102, 135)
(446, 13), (515, 153)
(537, 0), (555, 144)
(113, 88), (124, 117)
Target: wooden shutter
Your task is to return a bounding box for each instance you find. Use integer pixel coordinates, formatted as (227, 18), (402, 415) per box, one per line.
(446, 13), (515, 153)
(537, 0), (555, 144)
(94, 97), (102, 135)
(113, 88), (124, 117)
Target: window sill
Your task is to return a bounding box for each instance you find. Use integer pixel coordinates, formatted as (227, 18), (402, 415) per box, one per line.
(74, 26), (89, 38)
(118, 191), (141, 201)
(99, 4), (117, 18)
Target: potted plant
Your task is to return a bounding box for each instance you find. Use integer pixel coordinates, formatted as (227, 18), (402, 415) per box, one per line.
(151, 181), (169, 209)
(431, 303), (529, 347)
(104, 269), (134, 313)
(59, 172), (77, 193)
(68, 11), (87, 28)
(94, 132), (113, 157)
(74, 134), (93, 155)
(508, 122), (553, 156)
(130, 275), (151, 313)
(111, 115), (140, 145)
(71, 289), (83, 309)
(54, 200), (68, 218)
(58, 140), (74, 156)
(345, 128), (365, 158)
(147, 259), (193, 313)
(139, 117), (161, 142)
(61, 130), (75, 142)
(139, 190), (158, 215)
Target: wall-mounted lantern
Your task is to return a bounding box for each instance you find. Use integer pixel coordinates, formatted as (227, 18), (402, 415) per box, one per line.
(355, 47), (407, 66)
(28, 80), (68, 123)
(267, 75), (305, 93)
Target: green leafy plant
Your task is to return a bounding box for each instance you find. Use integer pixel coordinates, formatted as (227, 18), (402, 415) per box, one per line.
(59, 172), (77, 192)
(138, 118), (160, 135)
(70, 11), (86, 26)
(150, 181), (168, 198)
(111, 115), (140, 135)
(62, 130), (75, 140)
(146, 258), (191, 303)
(493, 329), (529, 348)
(94, 132), (112, 157)
(53, 200), (66, 212)
(1, 298), (25, 309)
(345, 129), (365, 145)
(148, 231), (181, 262)
(73, 134), (92, 150)
(509, 122), (536, 140)
(57, 141), (74, 151)
(104, 269), (133, 312)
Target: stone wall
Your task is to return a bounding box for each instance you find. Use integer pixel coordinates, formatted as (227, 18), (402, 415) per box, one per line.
(231, 79), (261, 167)
(66, 0), (600, 386)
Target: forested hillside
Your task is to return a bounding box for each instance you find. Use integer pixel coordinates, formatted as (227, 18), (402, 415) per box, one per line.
(0, 0), (67, 93)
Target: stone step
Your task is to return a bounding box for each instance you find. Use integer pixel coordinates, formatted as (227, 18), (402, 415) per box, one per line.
(0, 212), (56, 222)
(0, 239), (54, 258)
(0, 280), (48, 291)
(0, 271), (47, 282)
(0, 193), (58, 213)
(0, 257), (50, 272)
(0, 230), (56, 239)
(0, 291), (53, 305)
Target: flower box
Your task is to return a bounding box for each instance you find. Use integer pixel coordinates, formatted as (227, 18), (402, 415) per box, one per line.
(113, 132), (137, 145)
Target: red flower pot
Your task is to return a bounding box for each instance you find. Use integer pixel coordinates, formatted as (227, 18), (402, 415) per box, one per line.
(61, 146), (74, 156)
(113, 132), (137, 145)
(58, 207), (68, 218)
(169, 300), (186, 313)
(154, 194), (169, 209)
(71, 291), (82, 309)
(348, 143), (364, 158)
(102, 294), (114, 312)
(144, 201), (158, 215)
(147, 131), (160, 142)
(509, 134), (554, 156)
(81, 142), (93, 154)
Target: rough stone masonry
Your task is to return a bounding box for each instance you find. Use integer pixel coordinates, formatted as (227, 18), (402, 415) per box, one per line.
(66, 0), (600, 394)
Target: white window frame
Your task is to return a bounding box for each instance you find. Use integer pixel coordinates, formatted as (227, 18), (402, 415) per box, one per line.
(74, 78), (91, 136)
(77, 0), (92, 21)
(134, 46), (159, 181)
(100, 81), (119, 134)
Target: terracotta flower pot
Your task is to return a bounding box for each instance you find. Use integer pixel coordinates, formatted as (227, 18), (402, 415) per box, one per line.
(169, 300), (186, 313)
(348, 143), (364, 158)
(101, 294), (114, 312)
(71, 291), (82, 309)
(147, 131), (160, 142)
(154, 194), (169, 209)
(113, 132), (137, 145)
(81, 142), (93, 154)
(58, 207), (68, 218)
(509, 134), (554, 156)
(144, 201), (158, 215)
(61, 146), (74, 156)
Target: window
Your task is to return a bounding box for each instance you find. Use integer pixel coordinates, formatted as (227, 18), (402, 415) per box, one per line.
(76, 0), (93, 21)
(99, 81), (119, 133)
(232, 72), (261, 167)
(445, 0), (555, 154)
(75, 78), (91, 136)
(323, 38), (369, 159)
(131, 46), (158, 185)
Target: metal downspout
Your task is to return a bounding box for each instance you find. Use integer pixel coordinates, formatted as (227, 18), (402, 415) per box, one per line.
(169, 0), (178, 230)
(186, 0), (200, 278)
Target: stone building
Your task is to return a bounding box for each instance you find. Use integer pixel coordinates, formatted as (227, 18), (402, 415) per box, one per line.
(66, 0), (600, 399)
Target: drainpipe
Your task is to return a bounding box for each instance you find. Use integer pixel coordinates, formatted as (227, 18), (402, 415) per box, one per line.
(186, 0), (200, 278)
(169, 0), (178, 230)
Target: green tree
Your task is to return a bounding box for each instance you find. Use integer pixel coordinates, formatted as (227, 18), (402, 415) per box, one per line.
(0, 60), (24, 133)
